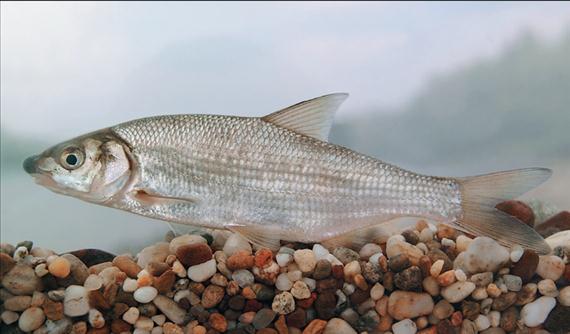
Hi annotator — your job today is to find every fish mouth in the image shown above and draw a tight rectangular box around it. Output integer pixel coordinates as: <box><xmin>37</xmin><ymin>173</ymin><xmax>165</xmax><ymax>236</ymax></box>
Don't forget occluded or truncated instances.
<box><xmin>23</xmin><ymin>155</ymin><xmax>40</xmax><ymax>174</ymax></box>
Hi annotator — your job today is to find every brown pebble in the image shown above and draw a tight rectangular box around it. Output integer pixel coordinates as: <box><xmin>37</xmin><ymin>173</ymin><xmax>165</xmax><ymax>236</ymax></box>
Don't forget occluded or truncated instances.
<box><xmin>202</xmin><ymin>284</ymin><xmax>225</xmax><ymax>308</ymax></box>
<box><xmin>147</xmin><ymin>261</ymin><xmax>170</xmax><ymax>276</ymax></box>
<box><xmin>500</xmin><ymin>306</ymin><xmax>518</xmax><ymax>332</ymax></box>
<box><xmin>383</xmin><ymin>271</ymin><xmax>394</xmax><ymax>291</ymax></box>
<box><xmin>89</xmin><ymin>289</ymin><xmax>111</xmax><ymax>310</ymax></box>
<box><xmin>315</xmin><ymin>292</ymin><xmax>336</xmax><ymax>320</ymax></box>
<box><xmin>492</xmin><ymin>291</ymin><xmax>517</xmax><ymax>311</ymax></box>
<box><xmin>436</xmin><ymin>224</ymin><xmax>458</xmax><ymax>240</ymax></box>
<box><xmin>511</xmin><ymin>250</ymin><xmax>539</xmax><ymax>283</ymax></box>
<box><xmin>176</xmin><ymin>243</ymin><xmax>212</xmax><ymax>267</ymax></box>
<box><xmin>402</xmin><ymin>229</ymin><xmax>420</xmax><ymax>245</ymax></box>
<box><xmin>331</xmin><ymin>265</ymin><xmax>344</xmax><ymax>279</ymax></box>
<box><xmin>535</xmin><ymin>211</ymin><xmax>570</xmax><ymax>237</ymax></box>
<box><xmin>209</xmin><ymin>313</ymin><xmax>228</xmax><ymax>332</ymax></box>
<box><xmin>258</xmin><ymin>329</ymin><xmax>278</xmax><ymax>334</ymax></box>
<box><xmin>462</xmin><ymin>300</ymin><xmax>481</xmax><ymax>321</ymax></box>
<box><xmin>88</xmin><ymin>327</ymin><xmax>110</xmax><ymax>334</ymax></box>
<box><xmin>450</xmin><ymin>311</ymin><xmax>463</xmax><ymax>327</ymax></box>
<box><xmin>163</xmin><ymin>322</ymin><xmax>184</xmax><ymax>334</ymax></box>
<box><xmin>153</xmin><ymin>269</ymin><xmax>176</xmax><ymax>293</ymax></box>
<box><xmin>72</xmin><ymin>321</ymin><xmax>88</xmax><ymax>334</ymax></box>
<box><xmin>496</xmin><ymin>200</ymin><xmax>535</xmax><ymax>227</ymax></box>
<box><xmin>388</xmin><ymin>254</ymin><xmax>411</xmax><ymax>272</ymax></box>
<box><xmin>418</xmin><ymin>256</ymin><xmax>432</xmax><ymax>278</ymax></box>
<box><xmin>302</xmin><ymin>319</ymin><xmax>327</xmax><ymax>334</ymax></box>
<box><xmin>42</xmin><ymin>298</ymin><xmax>64</xmax><ymax>320</ymax></box>
<box><xmin>436</xmin><ymin>319</ymin><xmax>455</xmax><ymax>334</ymax></box>
<box><xmin>227</xmin><ymin>250</ymin><xmax>255</xmax><ymax>270</ymax></box>
<box><xmin>275</xmin><ymin>314</ymin><xmax>288</xmax><ymax>334</ymax></box>
<box><xmin>316</xmin><ymin>278</ymin><xmax>338</xmax><ymax>293</ymax></box>
<box><xmin>112</xmin><ymin>255</ymin><xmax>141</xmax><ymax>278</ymax></box>
<box><xmin>437</xmin><ymin>270</ymin><xmax>456</xmax><ymax>287</ymax></box>
<box><xmin>110</xmin><ymin>319</ymin><xmax>131</xmax><ymax>334</ymax></box>
<box><xmin>88</xmin><ymin>262</ymin><xmax>113</xmax><ymax>275</ymax></box>
<box><xmin>394</xmin><ymin>266</ymin><xmax>422</xmax><ymax>291</ymax></box>
<box><xmin>113</xmin><ymin>303</ymin><xmax>129</xmax><ymax>317</ymax></box>
<box><xmin>353</xmin><ymin>274</ymin><xmax>368</xmax><ymax>290</ymax></box>
<box><xmin>0</xmin><ymin>252</ymin><xmax>16</xmax><ymax>279</ymax></box>
<box><xmin>418</xmin><ymin>326</ymin><xmax>437</xmax><ymax>334</ymax></box>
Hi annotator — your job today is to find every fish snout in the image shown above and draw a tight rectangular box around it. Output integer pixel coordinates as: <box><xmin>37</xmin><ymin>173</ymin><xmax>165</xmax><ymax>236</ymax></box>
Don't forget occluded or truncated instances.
<box><xmin>23</xmin><ymin>155</ymin><xmax>39</xmax><ymax>174</ymax></box>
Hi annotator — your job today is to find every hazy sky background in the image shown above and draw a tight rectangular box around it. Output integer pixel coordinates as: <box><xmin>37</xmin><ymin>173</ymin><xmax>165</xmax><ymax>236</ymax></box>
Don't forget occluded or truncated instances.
<box><xmin>2</xmin><ymin>2</ymin><xmax>570</xmax><ymax>140</ymax></box>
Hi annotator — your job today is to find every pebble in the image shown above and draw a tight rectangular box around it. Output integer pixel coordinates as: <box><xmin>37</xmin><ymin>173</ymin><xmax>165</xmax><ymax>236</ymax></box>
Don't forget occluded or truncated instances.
<box><xmin>394</xmin><ymin>266</ymin><xmax>422</xmax><ymax>290</ymax></box>
<box><xmin>2</xmin><ymin>264</ymin><xmax>41</xmax><ymax>295</ymax></box>
<box><xmin>275</xmin><ymin>253</ymin><xmax>292</xmax><ymax>267</ymax></box>
<box><xmin>123</xmin><ymin>306</ymin><xmax>140</xmax><ymax>324</ymax></box>
<box><xmin>63</xmin><ymin>285</ymin><xmax>89</xmax><ymax>317</ymax></box>
<box><xmin>359</xmin><ymin>243</ymin><xmax>383</xmax><ymax>260</ymax></box>
<box><xmin>441</xmin><ymin>281</ymin><xmax>476</xmax><ymax>303</ymax></box>
<box><xmin>422</xmin><ymin>276</ymin><xmax>440</xmax><ymax>296</ymax></box>
<box><xmin>134</xmin><ymin>286</ymin><xmax>158</xmax><ymax>303</ymax></box>
<box><xmin>176</xmin><ymin>243</ymin><xmax>213</xmax><ymax>267</ymax></box>
<box><xmin>332</xmin><ymin>247</ymin><xmax>360</xmax><ymax>265</ymax></box>
<box><xmin>313</xmin><ymin>259</ymin><xmax>332</xmax><ymax>280</ymax></box>
<box><xmin>4</xmin><ymin>295</ymin><xmax>32</xmax><ymax>311</ymax></box>
<box><xmin>137</xmin><ymin>242</ymin><xmax>170</xmax><ymax>268</ymax></box>
<box><xmin>293</xmin><ymin>249</ymin><xmax>317</xmax><ymax>273</ymax></box>
<box><xmin>83</xmin><ymin>274</ymin><xmax>103</xmax><ymax>291</ymax></box>
<box><xmin>291</xmin><ymin>280</ymin><xmax>311</xmax><ymax>299</ymax></box>
<box><xmin>275</xmin><ymin>273</ymin><xmax>293</xmax><ymax>291</ymax></box>
<box><xmin>474</xmin><ymin>314</ymin><xmax>490</xmax><ymax>331</ymax></box>
<box><xmin>168</xmin><ymin>234</ymin><xmax>207</xmax><ymax>254</ymax></box>
<box><xmin>324</xmin><ymin>317</ymin><xmax>357</xmax><ymax>334</ymax></box>
<box><xmin>152</xmin><ymin>295</ymin><xmax>186</xmax><ymax>324</ymax></box>
<box><xmin>510</xmin><ymin>250</ymin><xmax>539</xmax><ymax>282</ymax></box>
<box><xmin>89</xmin><ymin>308</ymin><xmax>105</xmax><ymax>328</ymax></box>
<box><xmin>456</xmin><ymin>235</ymin><xmax>473</xmax><ymax>252</ymax></box>
<box><xmin>272</xmin><ymin>291</ymin><xmax>295</xmax><ymax>315</ymax></box>
<box><xmin>536</xmin><ymin>255</ymin><xmax>565</xmax><ymax>280</ymax></box>
<box><xmin>433</xmin><ymin>299</ymin><xmax>454</xmax><ymax>320</ymax></box>
<box><xmin>537</xmin><ymin>279</ymin><xmax>559</xmax><ymax>297</ymax></box>
<box><xmin>392</xmin><ymin>318</ymin><xmax>417</xmax><ymax>334</ymax></box>
<box><xmin>453</xmin><ymin>237</ymin><xmax>509</xmax><ymax>274</ymax></box>
<box><xmin>232</xmin><ymin>269</ymin><xmax>255</xmax><ymax>288</ymax></box>
<box><xmin>18</xmin><ymin>306</ymin><xmax>45</xmax><ymax>332</ymax></box>
<box><xmin>1</xmin><ymin>310</ymin><xmax>19</xmax><ymax>325</ymax></box>
<box><xmin>201</xmin><ymin>284</ymin><xmax>225</xmax><ymax>308</ymax></box>
<box><xmin>559</xmin><ymin>286</ymin><xmax>570</xmax><ymax>306</ymax></box>
<box><xmin>386</xmin><ymin>236</ymin><xmax>424</xmax><ymax>264</ymax></box>
<box><xmin>48</xmin><ymin>257</ymin><xmax>71</xmax><ymax>278</ymax></box>
<box><xmin>389</xmin><ymin>254</ymin><xmax>411</xmax><ymax>272</ymax></box>
<box><xmin>223</xmin><ymin>233</ymin><xmax>252</xmax><ymax>256</ymax></box>
<box><xmin>520</xmin><ymin>296</ymin><xmax>556</xmax><ymax>327</ymax></box>
<box><xmin>502</xmin><ymin>274</ymin><xmax>522</xmax><ymax>292</ymax></box>
<box><xmin>510</xmin><ymin>246</ymin><xmax>524</xmax><ymax>263</ymax></box>
<box><xmin>388</xmin><ymin>291</ymin><xmax>434</xmax><ymax>320</ymax></box>
<box><xmin>253</xmin><ymin>308</ymin><xmax>276</xmax><ymax>329</ymax></box>
<box><xmin>113</xmin><ymin>254</ymin><xmax>142</xmax><ymax>278</ymax></box>
<box><xmin>187</xmin><ymin>258</ymin><xmax>217</xmax><ymax>282</ymax></box>
<box><xmin>370</xmin><ymin>283</ymin><xmax>385</xmax><ymax>300</ymax></box>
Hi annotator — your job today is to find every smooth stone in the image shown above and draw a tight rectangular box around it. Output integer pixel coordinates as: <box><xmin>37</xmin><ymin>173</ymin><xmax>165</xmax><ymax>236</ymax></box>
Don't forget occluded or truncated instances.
<box><xmin>137</xmin><ymin>242</ymin><xmax>170</xmax><ymax>268</ymax></box>
<box><xmin>18</xmin><ymin>307</ymin><xmax>45</xmax><ymax>332</ymax></box>
<box><xmin>2</xmin><ymin>264</ymin><xmax>42</xmax><ymax>295</ymax></box>
<box><xmin>332</xmin><ymin>247</ymin><xmax>360</xmax><ymax>265</ymax></box>
<box><xmin>275</xmin><ymin>253</ymin><xmax>292</xmax><ymax>267</ymax></box>
<box><xmin>60</xmin><ymin>254</ymin><xmax>89</xmax><ymax>284</ymax></box>
<box><xmin>252</xmin><ymin>308</ymin><xmax>276</xmax><ymax>329</ymax></box>
<box><xmin>312</xmin><ymin>244</ymin><xmax>330</xmax><ymax>261</ymax></box>
<box><xmin>359</xmin><ymin>244</ymin><xmax>383</xmax><ymax>260</ymax></box>
<box><xmin>474</xmin><ymin>315</ymin><xmax>490</xmax><ymax>331</ymax></box>
<box><xmin>441</xmin><ymin>281</ymin><xmax>476</xmax><ymax>303</ymax></box>
<box><xmin>290</xmin><ymin>281</ymin><xmax>311</xmax><ymax>299</ymax></box>
<box><xmin>370</xmin><ymin>283</ymin><xmax>385</xmax><ymax>301</ymax></box>
<box><xmin>201</xmin><ymin>284</ymin><xmax>225</xmax><ymax>308</ymax></box>
<box><xmin>63</xmin><ymin>285</ymin><xmax>89</xmax><ymax>317</ymax></box>
<box><xmin>538</xmin><ymin>279</ymin><xmax>559</xmax><ymax>297</ymax></box>
<box><xmin>223</xmin><ymin>233</ymin><xmax>252</xmax><ymax>256</ymax></box>
<box><xmin>453</xmin><ymin>237</ymin><xmax>509</xmax><ymax>274</ymax></box>
<box><xmin>4</xmin><ymin>295</ymin><xmax>32</xmax><ymax>311</ymax></box>
<box><xmin>503</xmin><ymin>275</ymin><xmax>522</xmax><ymax>292</ymax></box>
<box><xmin>388</xmin><ymin>291</ymin><xmax>434</xmax><ymax>320</ymax></box>
<box><xmin>232</xmin><ymin>269</ymin><xmax>255</xmax><ymax>288</ymax></box>
<box><xmin>324</xmin><ymin>317</ymin><xmax>357</xmax><ymax>334</ymax></box>
<box><xmin>559</xmin><ymin>286</ymin><xmax>570</xmax><ymax>306</ymax></box>
<box><xmin>520</xmin><ymin>296</ymin><xmax>556</xmax><ymax>327</ymax></box>
<box><xmin>510</xmin><ymin>250</ymin><xmax>539</xmax><ymax>282</ymax></box>
<box><xmin>168</xmin><ymin>234</ymin><xmax>207</xmax><ymax>254</ymax></box>
<box><xmin>386</xmin><ymin>236</ymin><xmax>423</xmax><ymax>264</ymax></box>
<box><xmin>433</xmin><ymin>300</ymin><xmax>454</xmax><ymax>320</ymax></box>
<box><xmin>89</xmin><ymin>308</ymin><xmax>105</xmax><ymax>328</ymax></box>
<box><xmin>152</xmin><ymin>295</ymin><xmax>186</xmax><ymax>324</ymax></box>
<box><xmin>536</xmin><ymin>255</ymin><xmax>564</xmax><ymax>281</ymax></box>
<box><xmin>275</xmin><ymin>273</ymin><xmax>293</xmax><ymax>291</ymax></box>
<box><xmin>544</xmin><ymin>304</ymin><xmax>570</xmax><ymax>333</ymax></box>
<box><xmin>122</xmin><ymin>306</ymin><xmax>139</xmax><ymax>324</ymax></box>
<box><xmin>134</xmin><ymin>286</ymin><xmax>158</xmax><ymax>304</ymax></box>
<box><xmin>392</xmin><ymin>318</ymin><xmax>417</xmax><ymax>334</ymax></box>
<box><xmin>293</xmin><ymin>249</ymin><xmax>317</xmax><ymax>273</ymax></box>
<box><xmin>187</xmin><ymin>259</ymin><xmax>217</xmax><ymax>283</ymax></box>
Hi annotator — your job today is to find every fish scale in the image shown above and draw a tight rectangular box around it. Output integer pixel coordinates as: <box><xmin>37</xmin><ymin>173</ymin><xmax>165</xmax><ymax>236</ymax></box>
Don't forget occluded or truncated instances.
<box><xmin>111</xmin><ymin>113</ymin><xmax>462</xmax><ymax>241</ymax></box>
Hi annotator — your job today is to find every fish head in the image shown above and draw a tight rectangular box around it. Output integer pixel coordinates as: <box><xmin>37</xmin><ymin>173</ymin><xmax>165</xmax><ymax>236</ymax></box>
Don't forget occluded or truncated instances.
<box><xmin>23</xmin><ymin>129</ymin><xmax>132</xmax><ymax>204</ymax></box>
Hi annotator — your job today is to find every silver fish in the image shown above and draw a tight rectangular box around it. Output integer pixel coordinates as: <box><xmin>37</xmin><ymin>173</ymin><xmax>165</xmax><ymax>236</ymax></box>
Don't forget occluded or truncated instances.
<box><xmin>23</xmin><ymin>94</ymin><xmax>551</xmax><ymax>253</ymax></box>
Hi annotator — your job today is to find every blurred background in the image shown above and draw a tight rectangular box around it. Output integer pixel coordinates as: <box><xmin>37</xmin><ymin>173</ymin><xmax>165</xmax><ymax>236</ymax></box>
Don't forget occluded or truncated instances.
<box><xmin>2</xmin><ymin>2</ymin><xmax>569</xmax><ymax>254</ymax></box>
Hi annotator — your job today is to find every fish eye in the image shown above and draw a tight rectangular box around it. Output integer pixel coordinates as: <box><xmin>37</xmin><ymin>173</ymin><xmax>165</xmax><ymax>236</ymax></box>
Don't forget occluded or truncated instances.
<box><xmin>60</xmin><ymin>147</ymin><xmax>85</xmax><ymax>170</ymax></box>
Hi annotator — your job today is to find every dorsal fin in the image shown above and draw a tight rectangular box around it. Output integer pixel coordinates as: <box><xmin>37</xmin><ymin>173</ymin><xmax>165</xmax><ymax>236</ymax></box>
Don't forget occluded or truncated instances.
<box><xmin>262</xmin><ymin>93</ymin><xmax>348</xmax><ymax>141</ymax></box>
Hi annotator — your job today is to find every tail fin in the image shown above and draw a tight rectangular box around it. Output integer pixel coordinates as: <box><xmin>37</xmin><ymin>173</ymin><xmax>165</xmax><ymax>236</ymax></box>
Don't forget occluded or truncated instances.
<box><xmin>455</xmin><ymin>168</ymin><xmax>552</xmax><ymax>254</ymax></box>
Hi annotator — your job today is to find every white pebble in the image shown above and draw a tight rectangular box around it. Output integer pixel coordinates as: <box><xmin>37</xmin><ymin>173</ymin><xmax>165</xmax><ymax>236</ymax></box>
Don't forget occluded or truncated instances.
<box><xmin>64</xmin><ymin>285</ymin><xmax>89</xmax><ymax>317</ymax></box>
<box><xmin>287</xmin><ymin>270</ymin><xmax>302</xmax><ymax>282</ymax></box>
<box><xmin>359</xmin><ymin>243</ymin><xmax>383</xmax><ymax>260</ymax></box>
<box><xmin>18</xmin><ymin>307</ymin><xmax>45</xmax><ymax>332</ymax></box>
<box><xmin>151</xmin><ymin>327</ymin><xmax>163</xmax><ymax>334</ymax></box>
<box><xmin>152</xmin><ymin>314</ymin><xmax>166</xmax><ymax>325</ymax></box>
<box><xmin>134</xmin><ymin>286</ymin><xmax>158</xmax><ymax>303</ymax></box>
<box><xmin>456</xmin><ymin>235</ymin><xmax>473</xmax><ymax>252</ymax></box>
<box><xmin>420</xmin><ymin>228</ymin><xmax>434</xmax><ymax>242</ymax></box>
<box><xmin>488</xmin><ymin>311</ymin><xmax>501</xmax><ymax>327</ymax></box>
<box><xmin>392</xmin><ymin>318</ymin><xmax>417</xmax><ymax>334</ymax></box>
<box><xmin>187</xmin><ymin>259</ymin><xmax>217</xmax><ymax>282</ymax></box>
<box><xmin>430</xmin><ymin>260</ymin><xmax>444</xmax><ymax>277</ymax></box>
<box><xmin>13</xmin><ymin>246</ymin><xmax>28</xmax><ymax>261</ymax></box>
<box><xmin>510</xmin><ymin>245</ymin><xmax>524</xmax><ymax>263</ymax></box>
<box><xmin>135</xmin><ymin>317</ymin><xmax>154</xmax><ymax>331</ymax></box>
<box><xmin>223</xmin><ymin>233</ymin><xmax>252</xmax><ymax>256</ymax></box>
<box><xmin>276</xmin><ymin>273</ymin><xmax>293</xmax><ymax>291</ymax></box>
<box><xmin>84</xmin><ymin>274</ymin><xmax>103</xmax><ymax>291</ymax></box>
<box><xmin>123</xmin><ymin>278</ymin><xmax>139</xmax><ymax>292</ymax></box>
<box><xmin>536</xmin><ymin>255</ymin><xmax>565</xmax><ymax>281</ymax></box>
<box><xmin>133</xmin><ymin>329</ymin><xmax>151</xmax><ymax>334</ymax></box>
<box><xmin>1</xmin><ymin>310</ymin><xmax>19</xmax><ymax>325</ymax></box>
<box><xmin>558</xmin><ymin>286</ymin><xmax>570</xmax><ymax>306</ymax></box>
<box><xmin>303</xmin><ymin>277</ymin><xmax>316</xmax><ymax>291</ymax></box>
<box><xmin>521</xmin><ymin>296</ymin><xmax>556</xmax><ymax>327</ymax></box>
<box><xmin>441</xmin><ymin>238</ymin><xmax>455</xmax><ymax>248</ymax></box>
<box><xmin>474</xmin><ymin>315</ymin><xmax>490</xmax><ymax>331</ymax></box>
<box><xmin>89</xmin><ymin>309</ymin><xmax>105</xmax><ymax>328</ymax></box>
<box><xmin>312</xmin><ymin>244</ymin><xmax>330</xmax><ymax>261</ymax></box>
<box><xmin>276</xmin><ymin>253</ymin><xmax>292</xmax><ymax>267</ymax></box>
<box><xmin>122</xmin><ymin>306</ymin><xmax>140</xmax><ymax>324</ymax></box>
<box><xmin>454</xmin><ymin>269</ymin><xmax>467</xmax><ymax>282</ymax></box>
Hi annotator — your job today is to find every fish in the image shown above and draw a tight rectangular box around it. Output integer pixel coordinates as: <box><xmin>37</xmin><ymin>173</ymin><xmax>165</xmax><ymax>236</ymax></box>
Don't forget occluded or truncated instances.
<box><xmin>23</xmin><ymin>93</ymin><xmax>552</xmax><ymax>254</ymax></box>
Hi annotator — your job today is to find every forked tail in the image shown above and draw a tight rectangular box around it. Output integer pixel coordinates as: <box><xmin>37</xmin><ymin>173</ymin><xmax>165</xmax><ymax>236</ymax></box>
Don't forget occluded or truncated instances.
<box><xmin>456</xmin><ymin>168</ymin><xmax>552</xmax><ymax>254</ymax></box>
